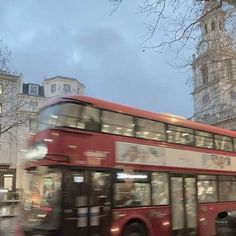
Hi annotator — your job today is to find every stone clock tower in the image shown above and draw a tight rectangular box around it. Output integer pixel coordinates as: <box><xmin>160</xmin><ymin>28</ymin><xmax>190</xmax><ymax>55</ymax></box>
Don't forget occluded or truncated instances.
<box><xmin>192</xmin><ymin>0</ymin><xmax>236</xmax><ymax>129</ymax></box>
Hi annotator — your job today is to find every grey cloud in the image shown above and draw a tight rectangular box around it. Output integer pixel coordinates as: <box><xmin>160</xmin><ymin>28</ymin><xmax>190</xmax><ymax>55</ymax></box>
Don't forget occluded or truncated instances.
<box><xmin>3</xmin><ymin>0</ymin><xmax>192</xmax><ymax>117</ymax></box>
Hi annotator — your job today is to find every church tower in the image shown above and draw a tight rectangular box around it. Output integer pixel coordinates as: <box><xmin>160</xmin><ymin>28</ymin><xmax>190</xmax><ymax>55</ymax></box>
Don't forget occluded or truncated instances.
<box><xmin>192</xmin><ymin>0</ymin><xmax>236</xmax><ymax>129</ymax></box>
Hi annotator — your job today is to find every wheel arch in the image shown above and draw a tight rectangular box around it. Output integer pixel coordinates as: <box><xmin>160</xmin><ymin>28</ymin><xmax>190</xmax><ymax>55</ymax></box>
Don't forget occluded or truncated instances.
<box><xmin>121</xmin><ymin>218</ymin><xmax>151</xmax><ymax>236</ymax></box>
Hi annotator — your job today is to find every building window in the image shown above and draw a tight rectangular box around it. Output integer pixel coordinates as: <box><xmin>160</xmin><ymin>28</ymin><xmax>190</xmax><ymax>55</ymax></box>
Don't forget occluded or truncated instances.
<box><xmin>64</xmin><ymin>84</ymin><xmax>71</xmax><ymax>94</ymax></box>
<box><xmin>4</xmin><ymin>174</ymin><xmax>13</xmax><ymax>190</ymax></box>
<box><xmin>29</xmin><ymin>84</ymin><xmax>39</xmax><ymax>96</ymax></box>
<box><xmin>202</xmin><ymin>94</ymin><xmax>210</xmax><ymax>105</ymax></box>
<box><xmin>30</xmin><ymin>100</ymin><xmax>38</xmax><ymax>108</ymax></box>
<box><xmin>211</xmin><ymin>21</ymin><xmax>215</xmax><ymax>31</ymax></box>
<box><xmin>201</xmin><ymin>64</ymin><xmax>208</xmax><ymax>84</ymax></box>
<box><xmin>51</xmin><ymin>84</ymin><xmax>56</xmax><ymax>93</ymax></box>
<box><xmin>0</xmin><ymin>84</ymin><xmax>3</xmax><ymax>94</ymax></box>
<box><xmin>219</xmin><ymin>22</ymin><xmax>223</xmax><ymax>30</ymax></box>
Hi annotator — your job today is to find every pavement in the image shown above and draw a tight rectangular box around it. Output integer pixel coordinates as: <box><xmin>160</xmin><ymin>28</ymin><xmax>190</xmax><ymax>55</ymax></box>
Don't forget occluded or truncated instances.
<box><xmin>0</xmin><ymin>216</ymin><xmax>16</xmax><ymax>236</ymax></box>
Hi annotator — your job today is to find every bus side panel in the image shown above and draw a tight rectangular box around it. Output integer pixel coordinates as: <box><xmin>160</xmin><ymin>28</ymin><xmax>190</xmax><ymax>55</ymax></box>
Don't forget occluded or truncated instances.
<box><xmin>111</xmin><ymin>207</ymin><xmax>170</xmax><ymax>236</ymax></box>
<box><xmin>199</xmin><ymin>202</ymin><xmax>236</xmax><ymax>235</ymax></box>
<box><xmin>148</xmin><ymin>207</ymin><xmax>171</xmax><ymax>236</ymax></box>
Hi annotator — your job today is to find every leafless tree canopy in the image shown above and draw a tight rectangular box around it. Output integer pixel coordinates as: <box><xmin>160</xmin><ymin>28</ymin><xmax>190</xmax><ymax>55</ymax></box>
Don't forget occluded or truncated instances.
<box><xmin>0</xmin><ymin>77</ymin><xmax>36</xmax><ymax>141</ymax></box>
<box><xmin>0</xmin><ymin>41</ymin><xmax>35</xmax><ymax>139</ymax></box>
<box><xmin>110</xmin><ymin>0</ymin><xmax>236</xmax><ymax>55</ymax></box>
<box><xmin>0</xmin><ymin>40</ymin><xmax>11</xmax><ymax>73</ymax></box>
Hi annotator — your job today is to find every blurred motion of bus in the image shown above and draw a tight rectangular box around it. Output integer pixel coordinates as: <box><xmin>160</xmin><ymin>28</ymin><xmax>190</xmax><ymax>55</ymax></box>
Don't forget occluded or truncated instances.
<box><xmin>18</xmin><ymin>95</ymin><xmax>236</xmax><ymax>236</ymax></box>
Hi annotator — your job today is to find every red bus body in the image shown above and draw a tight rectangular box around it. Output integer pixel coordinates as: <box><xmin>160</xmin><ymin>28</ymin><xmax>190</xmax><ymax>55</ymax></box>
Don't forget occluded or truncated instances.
<box><xmin>20</xmin><ymin>96</ymin><xmax>236</xmax><ymax>236</ymax></box>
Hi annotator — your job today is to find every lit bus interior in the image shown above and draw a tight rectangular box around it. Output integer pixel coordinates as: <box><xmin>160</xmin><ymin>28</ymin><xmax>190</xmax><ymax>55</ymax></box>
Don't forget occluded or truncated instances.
<box><xmin>33</xmin><ymin>101</ymin><xmax>235</xmax><ymax>152</ymax></box>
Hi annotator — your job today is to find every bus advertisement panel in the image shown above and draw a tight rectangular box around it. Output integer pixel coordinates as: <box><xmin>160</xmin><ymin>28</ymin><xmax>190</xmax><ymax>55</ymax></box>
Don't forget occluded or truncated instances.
<box><xmin>116</xmin><ymin>142</ymin><xmax>233</xmax><ymax>171</ymax></box>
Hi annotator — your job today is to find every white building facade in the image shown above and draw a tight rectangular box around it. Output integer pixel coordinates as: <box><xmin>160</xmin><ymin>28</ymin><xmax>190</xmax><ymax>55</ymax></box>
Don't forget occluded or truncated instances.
<box><xmin>43</xmin><ymin>76</ymin><xmax>85</xmax><ymax>98</ymax></box>
<box><xmin>0</xmin><ymin>72</ymin><xmax>22</xmax><ymax>191</ymax></box>
<box><xmin>0</xmin><ymin>74</ymin><xmax>85</xmax><ymax>191</ymax></box>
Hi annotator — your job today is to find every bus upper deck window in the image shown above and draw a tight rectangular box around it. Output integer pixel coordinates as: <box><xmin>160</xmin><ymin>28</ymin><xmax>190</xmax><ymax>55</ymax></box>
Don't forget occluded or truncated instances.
<box><xmin>101</xmin><ymin>111</ymin><xmax>134</xmax><ymax>137</ymax></box>
<box><xmin>84</xmin><ymin>116</ymin><xmax>100</xmax><ymax>131</ymax></box>
<box><xmin>135</xmin><ymin>118</ymin><xmax>166</xmax><ymax>141</ymax></box>
<box><xmin>167</xmin><ymin>125</ymin><xmax>194</xmax><ymax>146</ymax></box>
<box><xmin>195</xmin><ymin>131</ymin><xmax>213</xmax><ymax>149</ymax></box>
<box><xmin>233</xmin><ymin>138</ymin><xmax>236</xmax><ymax>152</ymax></box>
<box><xmin>214</xmin><ymin>135</ymin><xmax>233</xmax><ymax>152</ymax></box>
<box><xmin>81</xmin><ymin>106</ymin><xmax>100</xmax><ymax>131</ymax></box>
<box><xmin>52</xmin><ymin>103</ymin><xmax>101</xmax><ymax>131</ymax></box>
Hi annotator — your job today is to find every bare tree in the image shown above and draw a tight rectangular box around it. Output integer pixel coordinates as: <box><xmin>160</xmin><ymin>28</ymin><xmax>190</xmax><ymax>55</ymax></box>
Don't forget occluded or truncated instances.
<box><xmin>110</xmin><ymin>0</ymin><xmax>235</xmax><ymax>54</ymax></box>
<box><xmin>0</xmin><ymin>75</ymin><xmax>35</xmax><ymax>140</ymax></box>
<box><xmin>0</xmin><ymin>39</ymin><xmax>38</xmax><ymax>139</ymax></box>
<box><xmin>0</xmin><ymin>40</ymin><xmax>11</xmax><ymax>73</ymax></box>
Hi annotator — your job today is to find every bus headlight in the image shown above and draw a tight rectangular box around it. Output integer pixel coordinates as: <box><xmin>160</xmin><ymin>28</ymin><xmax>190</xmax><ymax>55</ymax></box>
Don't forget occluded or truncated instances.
<box><xmin>25</xmin><ymin>143</ymin><xmax>48</xmax><ymax>160</ymax></box>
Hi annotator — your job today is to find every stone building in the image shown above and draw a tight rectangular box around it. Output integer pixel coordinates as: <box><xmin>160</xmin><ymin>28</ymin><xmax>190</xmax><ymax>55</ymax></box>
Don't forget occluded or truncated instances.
<box><xmin>192</xmin><ymin>1</ymin><xmax>236</xmax><ymax>129</ymax></box>
<box><xmin>0</xmin><ymin>73</ymin><xmax>85</xmax><ymax>190</ymax></box>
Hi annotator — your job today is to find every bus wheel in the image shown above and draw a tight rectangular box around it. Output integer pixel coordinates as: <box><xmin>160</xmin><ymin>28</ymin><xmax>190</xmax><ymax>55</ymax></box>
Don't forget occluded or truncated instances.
<box><xmin>123</xmin><ymin>222</ymin><xmax>147</xmax><ymax>236</ymax></box>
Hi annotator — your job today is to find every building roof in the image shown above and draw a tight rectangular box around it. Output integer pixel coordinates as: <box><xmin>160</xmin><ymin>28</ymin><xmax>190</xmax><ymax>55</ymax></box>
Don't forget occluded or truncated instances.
<box><xmin>0</xmin><ymin>71</ymin><xmax>20</xmax><ymax>79</ymax></box>
<box><xmin>44</xmin><ymin>75</ymin><xmax>85</xmax><ymax>87</ymax></box>
<box><xmin>44</xmin><ymin>76</ymin><xmax>78</xmax><ymax>82</ymax></box>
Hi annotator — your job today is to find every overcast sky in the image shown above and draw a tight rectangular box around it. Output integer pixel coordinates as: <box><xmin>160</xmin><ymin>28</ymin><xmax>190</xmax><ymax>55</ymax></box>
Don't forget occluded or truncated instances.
<box><xmin>1</xmin><ymin>0</ymin><xmax>193</xmax><ymax>117</ymax></box>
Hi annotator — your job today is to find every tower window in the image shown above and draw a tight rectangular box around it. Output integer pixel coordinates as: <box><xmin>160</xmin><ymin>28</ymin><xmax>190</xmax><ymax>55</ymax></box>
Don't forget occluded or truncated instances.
<box><xmin>201</xmin><ymin>64</ymin><xmax>208</xmax><ymax>84</ymax></box>
<box><xmin>202</xmin><ymin>94</ymin><xmax>210</xmax><ymax>104</ymax></box>
<box><xmin>204</xmin><ymin>24</ymin><xmax>208</xmax><ymax>34</ymax></box>
<box><xmin>226</xmin><ymin>59</ymin><xmax>233</xmax><ymax>80</ymax></box>
<box><xmin>230</xmin><ymin>91</ymin><xmax>236</xmax><ymax>100</ymax></box>
<box><xmin>211</xmin><ymin>21</ymin><xmax>215</xmax><ymax>31</ymax></box>
<box><xmin>219</xmin><ymin>22</ymin><xmax>222</xmax><ymax>30</ymax></box>
<box><xmin>203</xmin><ymin>113</ymin><xmax>210</xmax><ymax>120</ymax></box>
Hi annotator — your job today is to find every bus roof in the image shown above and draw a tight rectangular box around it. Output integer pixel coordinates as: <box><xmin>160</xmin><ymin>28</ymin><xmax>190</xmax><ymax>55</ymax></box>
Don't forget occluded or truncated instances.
<box><xmin>42</xmin><ymin>95</ymin><xmax>236</xmax><ymax>137</ymax></box>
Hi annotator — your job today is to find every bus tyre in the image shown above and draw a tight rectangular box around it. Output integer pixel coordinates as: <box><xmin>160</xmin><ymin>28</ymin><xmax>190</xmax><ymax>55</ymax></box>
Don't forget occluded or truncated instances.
<box><xmin>123</xmin><ymin>222</ymin><xmax>147</xmax><ymax>236</ymax></box>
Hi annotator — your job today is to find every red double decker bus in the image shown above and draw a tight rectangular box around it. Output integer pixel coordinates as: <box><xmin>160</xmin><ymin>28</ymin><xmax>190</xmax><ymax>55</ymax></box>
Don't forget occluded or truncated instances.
<box><xmin>19</xmin><ymin>96</ymin><xmax>236</xmax><ymax>236</ymax></box>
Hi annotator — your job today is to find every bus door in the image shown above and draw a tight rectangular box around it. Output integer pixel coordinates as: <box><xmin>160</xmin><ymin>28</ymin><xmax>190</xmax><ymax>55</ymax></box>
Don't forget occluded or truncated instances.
<box><xmin>62</xmin><ymin>170</ymin><xmax>112</xmax><ymax>236</ymax></box>
<box><xmin>170</xmin><ymin>175</ymin><xmax>198</xmax><ymax>236</ymax></box>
